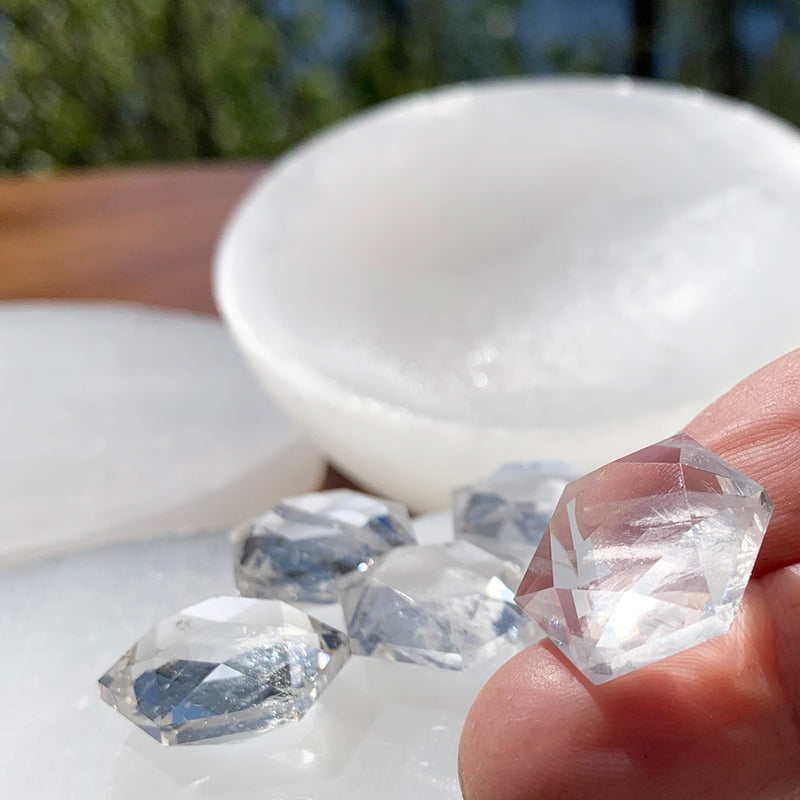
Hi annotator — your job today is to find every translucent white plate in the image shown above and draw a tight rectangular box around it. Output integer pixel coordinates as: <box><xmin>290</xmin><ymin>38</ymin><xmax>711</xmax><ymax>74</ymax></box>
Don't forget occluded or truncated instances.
<box><xmin>0</xmin><ymin>512</ymin><xmax>520</xmax><ymax>799</ymax></box>
<box><xmin>216</xmin><ymin>77</ymin><xmax>800</xmax><ymax>511</ymax></box>
<box><xmin>0</xmin><ymin>302</ymin><xmax>324</xmax><ymax>564</ymax></box>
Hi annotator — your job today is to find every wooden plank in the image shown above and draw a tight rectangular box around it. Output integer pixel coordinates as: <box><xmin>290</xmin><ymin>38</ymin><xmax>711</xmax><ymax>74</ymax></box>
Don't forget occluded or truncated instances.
<box><xmin>0</xmin><ymin>164</ymin><xmax>265</xmax><ymax>314</ymax></box>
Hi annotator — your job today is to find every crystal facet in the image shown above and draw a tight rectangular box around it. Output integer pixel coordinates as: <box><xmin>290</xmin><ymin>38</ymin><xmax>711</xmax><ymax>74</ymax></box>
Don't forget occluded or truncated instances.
<box><xmin>235</xmin><ymin>489</ymin><xmax>416</xmax><ymax>603</ymax></box>
<box><xmin>98</xmin><ymin>596</ymin><xmax>351</xmax><ymax>745</ymax></box>
<box><xmin>515</xmin><ymin>434</ymin><xmax>773</xmax><ymax>684</ymax></box>
<box><xmin>453</xmin><ymin>461</ymin><xmax>578</xmax><ymax>570</ymax></box>
<box><xmin>341</xmin><ymin>541</ymin><xmax>538</xmax><ymax>670</ymax></box>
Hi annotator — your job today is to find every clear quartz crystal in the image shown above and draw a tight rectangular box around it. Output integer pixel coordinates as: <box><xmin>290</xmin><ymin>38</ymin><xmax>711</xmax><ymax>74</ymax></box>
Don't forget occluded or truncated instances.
<box><xmin>515</xmin><ymin>434</ymin><xmax>773</xmax><ymax>684</ymax></box>
<box><xmin>453</xmin><ymin>461</ymin><xmax>578</xmax><ymax>571</ymax></box>
<box><xmin>98</xmin><ymin>596</ymin><xmax>351</xmax><ymax>745</ymax></box>
<box><xmin>340</xmin><ymin>540</ymin><xmax>538</xmax><ymax>670</ymax></box>
<box><xmin>235</xmin><ymin>490</ymin><xmax>416</xmax><ymax>603</ymax></box>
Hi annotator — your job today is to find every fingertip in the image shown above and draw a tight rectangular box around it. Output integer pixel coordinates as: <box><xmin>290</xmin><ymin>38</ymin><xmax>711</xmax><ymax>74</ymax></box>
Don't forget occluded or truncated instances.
<box><xmin>684</xmin><ymin>348</ymin><xmax>800</xmax><ymax>576</ymax></box>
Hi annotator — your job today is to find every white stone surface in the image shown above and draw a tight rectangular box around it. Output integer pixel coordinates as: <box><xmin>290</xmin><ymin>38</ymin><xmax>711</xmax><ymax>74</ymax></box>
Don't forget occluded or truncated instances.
<box><xmin>0</xmin><ymin>302</ymin><xmax>324</xmax><ymax>564</ymax></box>
<box><xmin>216</xmin><ymin>77</ymin><xmax>800</xmax><ymax>510</ymax></box>
<box><xmin>0</xmin><ymin>511</ymin><xmax>519</xmax><ymax>800</ymax></box>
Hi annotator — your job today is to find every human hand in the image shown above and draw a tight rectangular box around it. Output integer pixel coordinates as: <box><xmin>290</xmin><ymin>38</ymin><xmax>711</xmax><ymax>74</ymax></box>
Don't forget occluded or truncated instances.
<box><xmin>459</xmin><ymin>350</ymin><xmax>800</xmax><ymax>800</ymax></box>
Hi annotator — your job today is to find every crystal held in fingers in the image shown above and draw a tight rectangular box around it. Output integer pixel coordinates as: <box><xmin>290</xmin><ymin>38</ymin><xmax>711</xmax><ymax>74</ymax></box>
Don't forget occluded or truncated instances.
<box><xmin>514</xmin><ymin>434</ymin><xmax>773</xmax><ymax>684</ymax></box>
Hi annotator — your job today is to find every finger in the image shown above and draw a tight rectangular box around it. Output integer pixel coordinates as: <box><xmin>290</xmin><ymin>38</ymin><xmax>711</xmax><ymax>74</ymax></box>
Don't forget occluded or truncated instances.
<box><xmin>460</xmin><ymin>572</ymin><xmax>800</xmax><ymax>800</ymax></box>
<box><xmin>459</xmin><ymin>348</ymin><xmax>800</xmax><ymax>800</ymax></box>
<box><xmin>685</xmin><ymin>348</ymin><xmax>800</xmax><ymax>576</ymax></box>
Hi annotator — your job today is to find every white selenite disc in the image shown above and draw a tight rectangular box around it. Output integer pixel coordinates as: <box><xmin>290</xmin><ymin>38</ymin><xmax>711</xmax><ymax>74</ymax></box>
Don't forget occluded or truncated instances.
<box><xmin>0</xmin><ymin>512</ymin><xmax>497</xmax><ymax>800</ymax></box>
<box><xmin>0</xmin><ymin>302</ymin><xmax>324</xmax><ymax>564</ymax></box>
<box><xmin>216</xmin><ymin>77</ymin><xmax>800</xmax><ymax>511</ymax></box>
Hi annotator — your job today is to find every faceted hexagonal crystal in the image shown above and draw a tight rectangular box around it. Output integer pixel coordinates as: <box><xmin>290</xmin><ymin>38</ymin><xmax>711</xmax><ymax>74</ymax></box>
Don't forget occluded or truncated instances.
<box><xmin>341</xmin><ymin>541</ymin><xmax>538</xmax><ymax>670</ymax></box>
<box><xmin>515</xmin><ymin>434</ymin><xmax>773</xmax><ymax>684</ymax></box>
<box><xmin>98</xmin><ymin>596</ymin><xmax>350</xmax><ymax>745</ymax></box>
<box><xmin>235</xmin><ymin>490</ymin><xmax>416</xmax><ymax>603</ymax></box>
<box><xmin>453</xmin><ymin>461</ymin><xmax>578</xmax><ymax>571</ymax></box>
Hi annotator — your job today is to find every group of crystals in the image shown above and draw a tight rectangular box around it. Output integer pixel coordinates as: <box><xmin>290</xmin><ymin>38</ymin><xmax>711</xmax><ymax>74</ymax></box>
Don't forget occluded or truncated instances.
<box><xmin>98</xmin><ymin>458</ymin><xmax>575</xmax><ymax>745</ymax></box>
<box><xmin>99</xmin><ymin>434</ymin><xmax>773</xmax><ymax>746</ymax></box>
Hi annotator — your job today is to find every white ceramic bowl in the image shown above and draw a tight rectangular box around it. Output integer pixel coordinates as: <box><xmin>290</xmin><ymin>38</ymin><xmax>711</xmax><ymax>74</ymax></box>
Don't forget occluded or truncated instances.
<box><xmin>215</xmin><ymin>77</ymin><xmax>800</xmax><ymax>511</ymax></box>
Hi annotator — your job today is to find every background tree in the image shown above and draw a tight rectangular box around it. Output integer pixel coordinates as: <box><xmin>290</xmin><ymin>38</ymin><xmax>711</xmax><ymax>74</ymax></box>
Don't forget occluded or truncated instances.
<box><xmin>2</xmin><ymin>0</ymin><xmax>800</xmax><ymax>173</ymax></box>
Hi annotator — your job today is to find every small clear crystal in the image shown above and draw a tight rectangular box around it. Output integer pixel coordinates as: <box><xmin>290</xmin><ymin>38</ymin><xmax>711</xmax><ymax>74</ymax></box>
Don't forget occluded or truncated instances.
<box><xmin>98</xmin><ymin>596</ymin><xmax>351</xmax><ymax>745</ymax></box>
<box><xmin>235</xmin><ymin>490</ymin><xmax>416</xmax><ymax>603</ymax></box>
<box><xmin>515</xmin><ymin>434</ymin><xmax>773</xmax><ymax>684</ymax></box>
<box><xmin>340</xmin><ymin>541</ymin><xmax>538</xmax><ymax>670</ymax></box>
<box><xmin>453</xmin><ymin>461</ymin><xmax>578</xmax><ymax>571</ymax></box>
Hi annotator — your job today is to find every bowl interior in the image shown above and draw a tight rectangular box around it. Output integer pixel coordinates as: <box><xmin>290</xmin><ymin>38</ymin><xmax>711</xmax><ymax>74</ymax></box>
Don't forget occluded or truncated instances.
<box><xmin>217</xmin><ymin>78</ymin><xmax>800</xmax><ymax>433</ymax></box>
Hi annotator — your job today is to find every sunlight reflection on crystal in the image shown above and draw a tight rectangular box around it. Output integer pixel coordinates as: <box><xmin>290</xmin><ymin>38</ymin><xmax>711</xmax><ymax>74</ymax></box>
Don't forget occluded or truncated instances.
<box><xmin>516</xmin><ymin>434</ymin><xmax>773</xmax><ymax>683</ymax></box>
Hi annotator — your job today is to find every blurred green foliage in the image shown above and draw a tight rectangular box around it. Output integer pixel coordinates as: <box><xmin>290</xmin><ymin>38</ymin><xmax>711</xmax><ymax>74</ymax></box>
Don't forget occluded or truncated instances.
<box><xmin>2</xmin><ymin>0</ymin><xmax>800</xmax><ymax>173</ymax></box>
<box><xmin>0</xmin><ymin>0</ymin><xmax>346</xmax><ymax>170</ymax></box>
<box><xmin>0</xmin><ymin>0</ymin><xmax>528</xmax><ymax>171</ymax></box>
